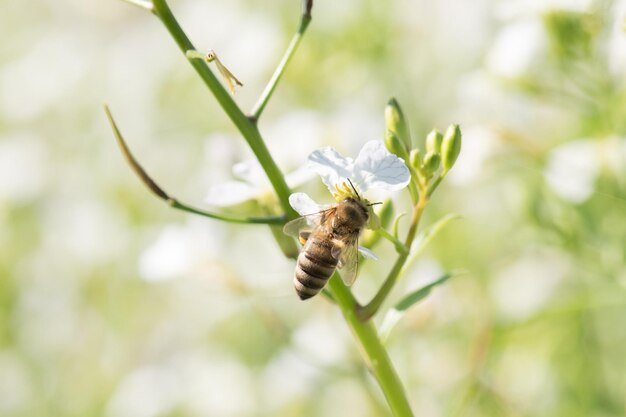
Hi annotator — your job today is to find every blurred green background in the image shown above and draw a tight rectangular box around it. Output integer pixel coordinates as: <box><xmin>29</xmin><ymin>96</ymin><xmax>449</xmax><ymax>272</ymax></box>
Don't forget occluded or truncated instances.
<box><xmin>1</xmin><ymin>0</ymin><xmax>625</xmax><ymax>416</ymax></box>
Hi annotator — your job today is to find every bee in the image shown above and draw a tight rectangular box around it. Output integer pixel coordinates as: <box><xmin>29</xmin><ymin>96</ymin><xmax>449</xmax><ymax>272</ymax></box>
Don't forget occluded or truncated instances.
<box><xmin>284</xmin><ymin>182</ymin><xmax>375</xmax><ymax>300</ymax></box>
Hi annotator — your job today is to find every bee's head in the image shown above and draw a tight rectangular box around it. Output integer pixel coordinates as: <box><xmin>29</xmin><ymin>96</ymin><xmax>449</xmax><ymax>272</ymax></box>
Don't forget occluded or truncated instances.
<box><xmin>339</xmin><ymin>197</ymin><xmax>369</xmax><ymax>222</ymax></box>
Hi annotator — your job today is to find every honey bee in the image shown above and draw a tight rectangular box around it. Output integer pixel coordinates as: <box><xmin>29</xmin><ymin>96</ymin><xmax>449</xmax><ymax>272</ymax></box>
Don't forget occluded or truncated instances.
<box><xmin>284</xmin><ymin>183</ymin><xmax>375</xmax><ymax>300</ymax></box>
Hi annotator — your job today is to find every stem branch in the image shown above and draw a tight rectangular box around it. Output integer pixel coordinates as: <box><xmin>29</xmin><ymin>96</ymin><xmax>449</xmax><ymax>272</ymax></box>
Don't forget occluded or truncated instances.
<box><xmin>105</xmin><ymin>105</ymin><xmax>285</xmax><ymax>225</ymax></box>
<box><xmin>358</xmin><ymin>194</ymin><xmax>428</xmax><ymax>320</ymax></box>
<box><xmin>151</xmin><ymin>0</ymin><xmax>297</xmax><ymax>219</ymax></box>
<box><xmin>250</xmin><ymin>0</ymin><xmax>313</xmax><ymax>121</ymax></box>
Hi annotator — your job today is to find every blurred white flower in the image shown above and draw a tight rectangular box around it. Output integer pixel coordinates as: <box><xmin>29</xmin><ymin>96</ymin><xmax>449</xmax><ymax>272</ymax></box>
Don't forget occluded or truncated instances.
<box><xmin>0</xmin><ymin>352</ymin><xmax>32</xmax><ymax>414</ymax></box>
<box><xmin>446</xmin><ymin>125</ymin><xmax>500</xmax><ymax>185</ymax></box>
<box><xmin>543</xmin><ymin>139</ymin><xmax>600</xmax><ymax>203</ymax></box>
<box><xmin>607</xmin><ymin>0</ymin><xmax>626</xmax><ymax>75</ymax></box>
<box><xmin>0</xmin><ymin>134</ymin><xmax>47</xmax><ymax>202</ymax></box>
<box><xmin>291</xmin><ymin>317</ymin><xmax>351</xmax><ymax>367</ymax></box>
<box><xmin>491</xmin><ymin>251</ymin><xmax>569</xmax><ymax>320</ymax></box>
<box><xmin>138</xmin><ymin>218</ymin><xmax>225</xmax><ymax>282</ymax></box>
<box><xmin>260</xmin><ymin>348</ymin><xmax>321</xmax><ymax>410</ymax></box>
<box><xmin>486</xmin><ymin>18</ymin><xmax>546</xmax><ymax>79</ymax></box>
<box><xmin>205</xmin><ymin>159</ymin><xmax>313</xmax><ymax>207</ymax></box>
<box><xmin>105</xmin><ymin>366</ymin><xmax>180</xmax><ymax>417</ymax></box>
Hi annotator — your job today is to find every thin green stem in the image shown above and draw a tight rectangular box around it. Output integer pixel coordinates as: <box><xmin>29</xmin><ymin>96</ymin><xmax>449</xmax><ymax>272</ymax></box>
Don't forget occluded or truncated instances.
<box><xmin>328</xmin><ymin>276</ymin><xmax>414</xmax><ymax>417</ymax></box>
<box><xmin>250</xmin><ymin>2</ymin><xmax>312</xmax><ymax>121</ymax></box>
<box><xmin>151</xmin><ymin>0</ymin><xmax>297</xmax><ymax>219</ymax></box>
<box><xmin>104</xmin><ymin>105</ymin><xmax>285</xmax><ymax>225</ymax></box>
<box><xmin>358</xmin><ymin>195</ymin><xmax>428</xmax><ymax>321</ymax></box>
<box><xmin>169</xmin><ymin>200</ymin><xmax>285</xmax><ymax>224</ymax></box>
<box><xmin>406</xmin><ymin>165</ymin><xmax>421</xmax><ymax>204</ymax></box>
<box><xmin>377</xmin><ymin>228</ymin><xmax>408</xmax><ymax>255</ymax></box>
<box><xmin>426</xmin><ymin>175</ymin><xmax>444</xmax><ymax>198</ymax></box>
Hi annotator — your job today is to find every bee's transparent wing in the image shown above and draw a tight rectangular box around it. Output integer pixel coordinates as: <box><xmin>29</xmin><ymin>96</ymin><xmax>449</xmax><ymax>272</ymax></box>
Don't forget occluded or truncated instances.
<box><xmin>283</xmin><ymin>216</ymin><xmax>318</xmax><ymax>240</ymax></box>
<box><xmin>332</xmin><ymin>238</ymin><xmax>359</xmax><ymax>286</ymax></box>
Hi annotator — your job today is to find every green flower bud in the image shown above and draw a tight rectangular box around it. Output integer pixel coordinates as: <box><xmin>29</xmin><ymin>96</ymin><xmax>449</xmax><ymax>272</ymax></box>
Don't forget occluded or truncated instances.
<box><xmin>408</xmin><ymin>148</ymin><xmax>425</xmax><ymax>180</ymax></box>
<box><xmin>422</xmin><ymin>151</ymin><xmax>440</xmax><ymax>178</ymax></box>
<box><xmin>425</xmin><ymin>129</ymin><xmax>443</xmax><ymax>154</ymax></box>
<box><xmin>441</xmin><ymin>124</ymin><xmax>462</xmax><ymax>173</ymax></box>
<box><xmin>384</xmin><ymin>130</ymin><xmax>409</xmax><ymax>162</ymax></box>
<box><xmin>384</xmin><ymin>98</ymin><xmax>411</xmax><ymax>149</ymax></box>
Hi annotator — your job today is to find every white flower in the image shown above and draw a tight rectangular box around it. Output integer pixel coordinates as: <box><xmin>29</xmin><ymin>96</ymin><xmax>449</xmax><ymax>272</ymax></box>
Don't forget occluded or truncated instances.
<box><xmin>303</xmin><ymin>140</ymin><xmax>410</xmax><ymax>203</ymax></box>
<box><xmin>205</xmin><ymin>159</ymin><xmax>313</xmax><ymax>207</ymax></box>
<box><xmin>289</xmin><ymin>140</ymin><xmax>410</xmax><ymax>222</ymax></box>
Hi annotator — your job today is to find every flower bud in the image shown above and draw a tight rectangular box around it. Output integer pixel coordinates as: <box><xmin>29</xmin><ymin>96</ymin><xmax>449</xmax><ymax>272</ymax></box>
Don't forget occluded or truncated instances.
<box><xmin>408</xmin><ymin>148</ymin><xmax>425</xmax><ymax>179</ymax></box>
<box><xmin>422</xmin><ymin>151</ymin><xmax>440</xmax><ymax>178</ymax></box>
<box><xmin>384</xmin><ymin>98</ymin><xmax>411</xmax><ymax>149</ymax></box>
<box><xmin>384</xmin><ymin>130</ymin><xmax>409</xmax><ymax>162</ymax></box>
<box><xmin>441</xmin><ymin>124</ymin><xmax>462</xmax><ymax>173</ymax></box>
<box><xmin>425</xmin><ymin>129</ymin><xmax>443</xmax><ymax>154</ymax></box>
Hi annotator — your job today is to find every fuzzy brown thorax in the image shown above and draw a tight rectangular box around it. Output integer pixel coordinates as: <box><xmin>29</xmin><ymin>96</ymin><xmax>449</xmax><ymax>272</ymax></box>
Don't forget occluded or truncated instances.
<box><xmin>331</xmin><ymin>197</ymin><xmax>369</xmax><ymax>236</ymax></box>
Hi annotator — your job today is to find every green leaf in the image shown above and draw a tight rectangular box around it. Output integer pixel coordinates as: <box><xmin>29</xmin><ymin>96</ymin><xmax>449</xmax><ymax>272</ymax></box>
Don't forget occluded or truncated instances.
<box><xmin>379</xmin><ymin>273</ymin><xmax>454</xmax><ymax>341</ymax></box>
<box><xmin>395</xmin><ymin>273</ymin><xmax>453</xmax><ymax>311</ymax></box>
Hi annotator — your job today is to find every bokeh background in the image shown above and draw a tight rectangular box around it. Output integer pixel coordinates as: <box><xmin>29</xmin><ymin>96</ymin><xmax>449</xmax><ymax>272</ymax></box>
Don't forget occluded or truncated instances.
<box><xmin>1</xmin><ymin>0</ymin><xmax>626</xmax><ymax>416</ymax></box>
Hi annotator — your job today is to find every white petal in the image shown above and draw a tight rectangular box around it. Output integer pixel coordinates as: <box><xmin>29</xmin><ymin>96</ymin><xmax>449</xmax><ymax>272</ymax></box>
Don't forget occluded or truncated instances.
<box><xmin>288</xmin><ymin>192</ymin><xmax>328</xmax><ymax>216</ymax></box>
<box><xmin>358</xmin><ymin>246</ymin><xmax>378</xmax><ymax>260</ymax></box>
<box><xmin>352</xmin><ymin>141</ymin><xmax>410</xmax><ymax>193</ymax></box>
<box><xmin>205</xmin><ymin>181</ymin><xmax>259</xmax><ymax>207</ymax></box>
<box><xmin>307</xmin><ymin>147</ymin><xmax>354</xmax><ymax>193</ymax></box>
<box><xmin>232</xmin><ymin>160</ymin><xmax>268</xmax><ymax>187</ymax></box>
<box><xmin>284</xmin><ymin>166</ymin><xmax>316</xmax><ymax>189</ymax></box>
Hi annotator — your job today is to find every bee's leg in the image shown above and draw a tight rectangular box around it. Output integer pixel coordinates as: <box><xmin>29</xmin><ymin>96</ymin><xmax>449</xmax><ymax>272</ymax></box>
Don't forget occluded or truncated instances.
<box><xmin>299</xmin><ymin>231</ymin><xmax>311</xmax><ymax>245</ymax></box>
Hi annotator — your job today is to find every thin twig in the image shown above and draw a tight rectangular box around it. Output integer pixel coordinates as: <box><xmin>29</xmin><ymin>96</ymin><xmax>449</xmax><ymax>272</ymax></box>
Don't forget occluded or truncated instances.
<box><xmin>104</xmin><ymin>105</ymin><xmax>285</xmax><ymax>225</ymax></box>
<box><xmin>250</xmin><ymin>0</ymin><xmax>313</xmax><ymax>121</ymax></box>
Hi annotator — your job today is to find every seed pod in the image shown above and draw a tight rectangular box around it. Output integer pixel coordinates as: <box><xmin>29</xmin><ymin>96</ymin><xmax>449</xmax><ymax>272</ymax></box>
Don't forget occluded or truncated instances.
<box><xmin>384</xmin><ymin>130</ymin><xmax>409</xmax><ymax>162</ymax></box>
<box><xmin>441</xmin><ymin>124</ymin><xmax>462</xmax><ymax>173</ymax></box>
<box><xmin>384</xmin><ymin>98</ymin><xmax>411</xmax><ymax>149</ymax></box>
<box><xmin>425</xmin><ymin>129</ymin><xmax>443</xmax><ymax>154</ymax></box>
<box><xmin>422</xmin><ymin>151</ymin><xmax>440</xmax><ymax>178</ymax></box>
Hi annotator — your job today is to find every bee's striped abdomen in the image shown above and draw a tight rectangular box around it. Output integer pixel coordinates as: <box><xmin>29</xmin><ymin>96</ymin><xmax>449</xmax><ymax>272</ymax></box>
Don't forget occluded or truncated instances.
<box><xmin>294</xmin><ymin>236</ymin><xmax>338</xmax><ymax>300</ymax></box>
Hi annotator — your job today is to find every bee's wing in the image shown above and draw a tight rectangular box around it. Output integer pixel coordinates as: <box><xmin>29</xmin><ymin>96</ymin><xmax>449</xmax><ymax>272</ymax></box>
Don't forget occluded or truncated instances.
<box><xmin>283</xmin><ymin>216</ymin><xmax>318</xmax><ymax>240</ymax></box>
<box><xmin>332</xmin><ymin>236</ymin><xmax>359</xmax><ymax>286</ymax></box>
<box><xmin>283</xmin><ymin>206</ymin><xmax>336</xmax><ymax>241</ymax></box>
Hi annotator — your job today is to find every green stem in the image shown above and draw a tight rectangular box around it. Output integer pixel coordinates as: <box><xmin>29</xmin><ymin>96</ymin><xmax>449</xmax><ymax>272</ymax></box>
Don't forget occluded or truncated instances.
<box><xmin>169</xmin><ymin>200</ymin><xmax>285</xmax><ymax>224</ymax></box>
<box><xmin>358</xmin><ymin>194</ymin><xmax>427</xmax><ymax>320</ymax></box>
<box><xmin>105</xmin><ymin>105</ymin><xmax>285</xmax><ymax>225</ymax></box>
<box><xmin>151</xmin><ymin>0</ymin><xmax>297</xmax><ymax>219</ymax></box>
<box><xmin>377</xmin><ymin>228</ymin><xmax>408</xmax><ymax>255</ymax></box>
<box><xmin>328</xmin><ymin>276</ymin><xmax>414</xmax><ymax>417</ymax></box>
<box><xmin>250</xmin><ymin>1</ymin><xmax>312</xmax><ymax>121</ymax></box>
<box><xmin>426</xmin><ymin>175</ymin><xmax>444</xmax><ymax>198</ymax></box>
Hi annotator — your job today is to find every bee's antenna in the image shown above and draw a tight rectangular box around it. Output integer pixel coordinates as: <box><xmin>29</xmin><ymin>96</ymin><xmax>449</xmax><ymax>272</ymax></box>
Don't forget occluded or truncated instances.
<box><xmin>347</xmin><ymin>178</ymin><xmax>360</xmax><ymax>198</ymax></box>
<box><xmin>367</xmin><ymin>202</ymin><xmax>383</xmax><ymax>207</ymax></box>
